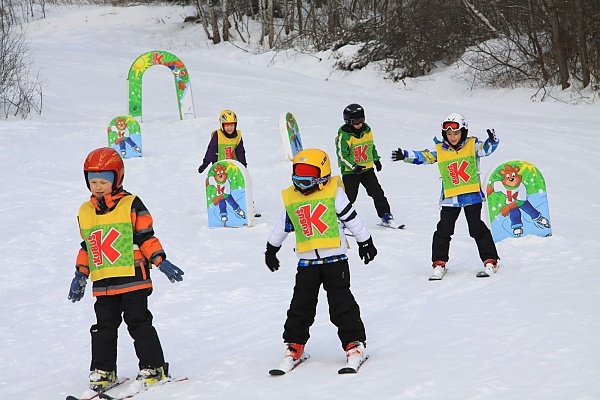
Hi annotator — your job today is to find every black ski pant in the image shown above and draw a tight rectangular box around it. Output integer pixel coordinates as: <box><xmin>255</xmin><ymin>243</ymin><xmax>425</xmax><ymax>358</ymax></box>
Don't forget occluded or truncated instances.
<box><xmin>283</xmin><ymin>260</ymin><xmax>366</xmax><ymax>350</ymax></box>
<box><xmin>342</xmin><ymin>169</ymin><xmax>390</xmax><ymax>218</ymax></box>
<box><xmin>432</xmin><ymin>203</ymin><xmax>499</xmax><ymax>263</ymax></box>
<box><xmin>90</xmin><ymin>289</ymin><xmax>165</xmax><ymax>372</ymax></box>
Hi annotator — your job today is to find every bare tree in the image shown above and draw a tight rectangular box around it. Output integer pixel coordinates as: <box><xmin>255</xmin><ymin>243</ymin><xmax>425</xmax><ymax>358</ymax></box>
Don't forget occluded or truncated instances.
<box><xmin>574</xmin><ymin>0</ymin><xmax>590</xmax><ymax>88</ymax></box>
<box><xmin>0</xmin><ymin>21</ymin><xmax>43</xmax><ymax>118</ymax></box>
<box><xmin>543</xmin><ymin>0</ymin><xmax>570</xmax><ymax>88</ymax></box>
<box><xmin>222</xmin><ymin>0</ymin><xmax>229</xmax><ymax>42</ymax></box>
<box><xmin>208</xmin><ymin>0</ymin><xmax>221</xmax><ymax>44</ymax></box>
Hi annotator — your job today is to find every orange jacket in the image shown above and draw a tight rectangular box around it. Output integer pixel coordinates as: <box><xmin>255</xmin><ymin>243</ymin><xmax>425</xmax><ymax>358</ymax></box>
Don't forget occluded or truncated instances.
<box><xmin>76</xmin><ymin>190</ymin><xmax>166</xmax><ymax>296</ymax></box>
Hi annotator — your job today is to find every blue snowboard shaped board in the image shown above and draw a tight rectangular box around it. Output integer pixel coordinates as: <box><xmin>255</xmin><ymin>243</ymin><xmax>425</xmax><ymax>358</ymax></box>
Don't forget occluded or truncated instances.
<box><xmin>205</xmin><ymin>160</ymin><xmax>255</xmax><ymax>228</ymax></box>
<box><xmin>485</xmin><ymin>160</ymin><xmax>552</xmax><ymax>242</ymax></box>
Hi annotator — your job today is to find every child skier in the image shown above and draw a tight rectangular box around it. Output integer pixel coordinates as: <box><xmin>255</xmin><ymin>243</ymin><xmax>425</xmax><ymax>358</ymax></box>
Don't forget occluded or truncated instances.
<box><xmin>265</xmin><ymin>148</ymin><xmax>377</xmax><ymax>374</ymax></box>
<box><xmin>391</xmin><ymin>112</ymin><xmax>500</xmax><ymax>280</ymax></box>
<box><xmin>335</xmin><ymin>103</ymin><xmax>399</xmax><ymax>228</ymax></box>
<box><xmin>68</xmin><ymin>147</ymin><xmax>184</xmax><ymax>392</ymax></box>
<box><xmin>197</xmin><ymin>109</ymin><xmax>247</xmax><ymax>173</ymax></box>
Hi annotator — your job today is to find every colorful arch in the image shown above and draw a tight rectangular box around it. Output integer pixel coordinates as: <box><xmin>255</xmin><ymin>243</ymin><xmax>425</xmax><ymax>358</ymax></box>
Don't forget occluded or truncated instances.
<box><xmin>128</xmin><ymin>50</ymin><xmax>196</xmax><ymax>121</ymax></box>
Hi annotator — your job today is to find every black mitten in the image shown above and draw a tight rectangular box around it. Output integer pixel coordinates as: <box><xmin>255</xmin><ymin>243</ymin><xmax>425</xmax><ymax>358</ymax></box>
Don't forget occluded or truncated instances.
<box><xmin>265</xmin><ymin>242</ymin><xmax>281</xmax><ymax>272</ymax></box>
<box><xmin>198</xmin><ymin>163</ymin><xmax>209</xmax><ymax>173</ymax></box>
<box><xmin>374</xmin><ymin>160</ymin><xmax>382</xmax><ymax>172</ymax></box>
<box><xmin>487</xmin><ymin>129</ymin><xmax>497</xmax><ymax>143</ymax></box>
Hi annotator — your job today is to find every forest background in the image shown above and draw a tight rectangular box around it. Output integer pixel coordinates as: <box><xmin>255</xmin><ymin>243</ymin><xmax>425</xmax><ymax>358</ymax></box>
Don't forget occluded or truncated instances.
<box><xmin>2</xmin><ymin>0</ymin><xmax>599</xmax><ymax>118</ymax></box>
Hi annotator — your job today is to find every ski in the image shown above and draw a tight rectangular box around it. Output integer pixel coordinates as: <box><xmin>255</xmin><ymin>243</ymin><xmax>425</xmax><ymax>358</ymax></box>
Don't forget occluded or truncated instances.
<box><xmin>377</xmin><ymin>222</ymin><xmax>406</xmax><ymax>230</ymax></box>
<box><xmin>269</xmin><ymin>353</ymin><xmax>310</xmax><ymax>376</ymax></box>
<box><xmin>338</xmin><ymin>354</ymin><xmax>370</xmax><ymax>374</ymax></box>
<box><xmin>98</xmin><ymin>377</ymin><xmax>188</xmax><ymax>400</ymax></box>
<box><xmin>66</xmin><ymin>378</ymin><xmax>130</xmax><ymax>400</ymax></box>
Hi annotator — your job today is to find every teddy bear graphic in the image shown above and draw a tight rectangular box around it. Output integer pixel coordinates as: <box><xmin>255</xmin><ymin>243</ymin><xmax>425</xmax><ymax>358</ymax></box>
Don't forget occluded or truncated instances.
<box><xmin>206</xmin><ymin>164</ymin><xmax>246</xmax><ymax>226</ymax></box>
<box><xmin>486</xmin><ymin>164</ymin><xmax>550</xmax><ymax>237</ymax></box>
<box><xmin>109</xmin><ymin>117</ymin><xmax>141</xmax><ymax>156</ymax></box>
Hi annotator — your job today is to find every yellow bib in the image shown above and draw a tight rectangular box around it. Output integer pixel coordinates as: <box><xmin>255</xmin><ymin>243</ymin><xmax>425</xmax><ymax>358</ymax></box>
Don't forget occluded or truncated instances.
<box><xmin>436</xmin><ymin>138</ymin><xmax>480</xmax><ymax>197</ymax></box>
<box><xmin>217</xmin><ymin>129</ymin><xmax>242</xmax><ymax>160</ymax></box>
<box><xmin>78</xmin><ymin>195</ymin><xmax>136</xmax><ymax>282</ymax></box>
<box><xmin>282</xmin><ymin>176</ymin><xmax>342</xmax><ymax>252</ymax></box>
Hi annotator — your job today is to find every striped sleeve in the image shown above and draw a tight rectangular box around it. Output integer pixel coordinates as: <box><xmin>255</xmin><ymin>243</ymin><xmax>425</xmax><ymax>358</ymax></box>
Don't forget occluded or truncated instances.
<box><xmin>130</xmin><ymin>196</ymin><xmax>166</xmax><ymax>265</ymax></box>
<box><xmin>335</xmin><ymin>187</ymin><xmax>370</xmax><ymax>242</ymax></box>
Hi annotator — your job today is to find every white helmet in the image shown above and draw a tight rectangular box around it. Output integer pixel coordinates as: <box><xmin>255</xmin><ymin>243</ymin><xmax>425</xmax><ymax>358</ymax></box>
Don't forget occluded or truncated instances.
<box><xmin>441</xmin><ymin>112</ymin><xmax>468</xmax><ymax>131</ymax></box>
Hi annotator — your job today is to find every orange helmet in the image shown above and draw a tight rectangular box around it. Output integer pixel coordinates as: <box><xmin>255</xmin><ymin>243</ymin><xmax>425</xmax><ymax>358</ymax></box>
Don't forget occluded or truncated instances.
<box><xmin>83</xmin><ymin>147</ymin><xmax>124</xmax><ymax>191</ymax></box>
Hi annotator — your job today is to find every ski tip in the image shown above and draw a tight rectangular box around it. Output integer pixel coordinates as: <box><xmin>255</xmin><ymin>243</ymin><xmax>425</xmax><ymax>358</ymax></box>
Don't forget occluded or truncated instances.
<box><xmin>476</xmin><ymin>271</ymin><xmax>490</xmax><ymax>278</ymax></box>
<box><xmin>269</xmin><ymin>369</ymin><xmax>286</xmax><ymax>376</ymax></box>
<box><xmin>338</xmin><ymin>367</ymin><xmax>358</xmax><ymax>374</ymax></box>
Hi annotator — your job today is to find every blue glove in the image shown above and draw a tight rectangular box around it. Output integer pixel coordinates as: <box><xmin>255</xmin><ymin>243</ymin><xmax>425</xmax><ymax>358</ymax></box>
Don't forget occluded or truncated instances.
<box><xmin>68</xmin><ymin>270</ymin><xmax>87</xmax><ymax>303</ymax></box>
<box><xmin>157</xmin><ymin>259</ymin><xmax>184</xmax><ymax>283</ymax></box>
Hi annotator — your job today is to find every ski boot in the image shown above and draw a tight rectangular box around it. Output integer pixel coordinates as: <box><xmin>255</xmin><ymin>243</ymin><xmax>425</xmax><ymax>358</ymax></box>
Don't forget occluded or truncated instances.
<box><xmin>429</xmin><ymin>261</ymin><xmax>447</xmax><ymax>281</ymax></box>
<box><xmin>136</xmin><ymin>364</ymin><xmax>168</xmax><ymax>388</ymax></box>
<box><xmin>483</xmin><ymin>258</ymin><xmax>499</xmax><ymax>275</ymax></box>
<box><xmin>89</xmin><ymin>369</ymin><xmax>116</xmax><ymax>392</ymax></box>
<box><xmin>380</xmin><ymin>213</ymin><xmax>395</xmax><ymax>227</ymax></box>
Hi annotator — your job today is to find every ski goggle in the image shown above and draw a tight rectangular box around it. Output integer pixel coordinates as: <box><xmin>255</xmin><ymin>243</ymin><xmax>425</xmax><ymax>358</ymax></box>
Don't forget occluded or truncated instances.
<box><xmin>442</xmin><ymin>121</ymin><xmax>461</xmax><ymax>131</ymax></box>
<box><xmin>351</xmin><ymin>117</ymin><xmax>365</xmax><ymax>125</ymax></box>
<box><xmin>292</xmin><ymin>174</ymin><xmax>331</xmax><ymax>189</ymax></box>
<box><xmin>292</xmin><ymin>175</ymin><xmax>315</xmax><ymax>189</ymax></box>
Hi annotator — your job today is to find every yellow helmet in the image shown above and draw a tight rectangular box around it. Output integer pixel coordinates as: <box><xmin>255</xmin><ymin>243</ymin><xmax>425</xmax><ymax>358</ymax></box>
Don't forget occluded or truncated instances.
<box><xmin>219</xmin><ymin>110</ymin><xmax>237</xmax><ymax>126</ymax></box>
<box><xmin>292</xmin><ymin>148</ymin><xmax>332</xmax><ymax>194</ymax></box>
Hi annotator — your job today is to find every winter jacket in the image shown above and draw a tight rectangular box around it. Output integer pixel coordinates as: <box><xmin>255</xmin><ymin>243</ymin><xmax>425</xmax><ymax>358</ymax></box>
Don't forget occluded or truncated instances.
<box><xmin>335</xmin><ymin>123</ymin><xmax>381</xmax><ymax>175</ymax></box>
<box><xmin>267</xmin><ymin>181</ymin><xmax>370</xmax><ymax>264</ymax></box>
<box><xmin>401</xmin><ymin>135</ymin><xmax>499</xmax><ymax>207</ymax></box>
<box><xmin>76</xmin><ymin>189</ymin><xmax>166</xmax><ymax>296</ymax></box>
<box><xmin>201</xmin><ymin>129</ymin><xmax>247</xmax><ymax>167</ymax></box>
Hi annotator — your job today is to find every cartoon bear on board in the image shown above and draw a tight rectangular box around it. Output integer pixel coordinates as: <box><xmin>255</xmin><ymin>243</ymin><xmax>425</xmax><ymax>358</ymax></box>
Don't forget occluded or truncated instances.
<box><xmin>206</xmin><ymin>164</ymin><xmax>246</xmax><ymax>226</ymax></box>
<box><xmin>109</xmin><ymin>117</ymin><xmax>141</xmax><ymax>156</ymax></box>
<box><xmin>486</xmin><ymin>164</ymin><xmax>550</xmax><ymax>237</ymax></box>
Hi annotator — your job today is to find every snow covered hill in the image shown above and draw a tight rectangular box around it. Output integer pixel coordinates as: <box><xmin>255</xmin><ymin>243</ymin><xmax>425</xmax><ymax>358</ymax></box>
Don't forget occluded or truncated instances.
<box><xmin>0</xmin><ymin>5</ymin><xmax>598</xmax><ymax>400</ymax></box>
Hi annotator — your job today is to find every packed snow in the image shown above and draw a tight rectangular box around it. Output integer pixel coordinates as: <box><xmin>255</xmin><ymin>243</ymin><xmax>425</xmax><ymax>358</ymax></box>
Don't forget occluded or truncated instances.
<box><xmin>0</xmin><ymin>5</ymin><xmax>598</xmax><ymax>400</ymax></box>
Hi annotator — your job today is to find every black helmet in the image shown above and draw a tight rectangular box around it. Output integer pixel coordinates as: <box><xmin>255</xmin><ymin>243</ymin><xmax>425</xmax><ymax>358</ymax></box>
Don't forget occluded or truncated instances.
<box><xmin>343</xmin><ymin>103</ymin><xmax>365</xmax><ymax>124</ymax></box>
